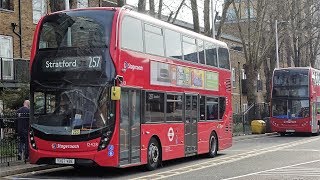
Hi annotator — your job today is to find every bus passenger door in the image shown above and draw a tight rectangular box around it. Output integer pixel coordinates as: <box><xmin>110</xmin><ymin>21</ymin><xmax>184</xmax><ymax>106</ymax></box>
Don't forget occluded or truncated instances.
<box><xmin>185</xmin><ymin>94</ymin><xmax>198</xmax><ymax>155</ymax></box>
<box><xmin>119</xmin><ymin>89</ymin><xmax>141</xmax><ymax>166</ymax></box>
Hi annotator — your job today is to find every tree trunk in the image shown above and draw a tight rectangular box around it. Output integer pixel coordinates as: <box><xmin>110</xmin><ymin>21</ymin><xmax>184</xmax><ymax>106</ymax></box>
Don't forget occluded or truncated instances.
<box><xmin>157</xmin><ymin>0</ymin><xmax>163</xmax><ymax>19</ymax></box>
<box><xmin>203</xmin><ymin>0</ymin><xmax>210</xmax><ymax>36</ymax></box>
<box><xmin>149</xmin><ymin>0</ymin><xmax>155</xmax><ymax>17</ymax></box>
<box><xmin>117</xmin><ymin>0</ymin><xmax>124</xmax><ymax>7</ymax></box>
<box><xmin>138</xmin><ymin>0</ymin><xmax>146</xmax><ymax>13</ymax></box>
<box><xmin>191</xmin><ymin>0</ymin><xmax>200</xmax><ymax>33</ymax></box>
<box><xmin>216</xmin><ymin>0</ymin><xmax>233</xmax><ymax>39</ymax></box>
<box><xmin>49</xmin><ymin>0</ymin><xmax>66</xmax><ymax>12</ymax></box>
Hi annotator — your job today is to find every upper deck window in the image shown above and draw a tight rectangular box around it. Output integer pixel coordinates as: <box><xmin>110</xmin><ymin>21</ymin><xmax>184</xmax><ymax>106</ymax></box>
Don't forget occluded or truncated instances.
<box><xmin>205</xmin><ymin>42</ymin><xmax>218</xmax><ymax>67</ymax></box>
<box><xmin>165</xmin><ymin>29</ymin><xmax>182</xmax><ymax>60</ymax></box>
<box><xmin>218</xmin><ymin>47</ymin><xmax>230</xmax><ymax>70</ymax></box>
<box><xmin>121</xmin><ymin>16</ymin><xmax>143</xmax><ymax>52</ymax></box>
<box><xmin>183</xmin><ymin>36</ymin><xmax>198</xmax><ymax>63</ymax></box>
<box><xmin>198</xmin><ymin>40</ymin><xmax>205</xmax><ymax>65</ymax></box>
<box><xmin>144</xmin><ymin>24</ymin><xmax>164</xmax><ymax>56</ymax></box>
<box><xmin>39</xmin><ymin>10</ymin><xmax>114</xmax><ymax>49</ymax></box>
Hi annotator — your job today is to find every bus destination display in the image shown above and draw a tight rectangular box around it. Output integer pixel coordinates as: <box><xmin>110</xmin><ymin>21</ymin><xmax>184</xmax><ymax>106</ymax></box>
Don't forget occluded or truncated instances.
<box><xmin>42</xmin><ymin>56</ymin><xmax>102</xmax><ymax>72</ymax></box>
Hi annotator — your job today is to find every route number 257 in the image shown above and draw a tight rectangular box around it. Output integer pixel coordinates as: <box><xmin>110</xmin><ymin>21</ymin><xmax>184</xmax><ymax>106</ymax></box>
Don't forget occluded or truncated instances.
<box><xmin>89</xmin><ymin>56</ymin><xmax>101</xmax><ymax>68</ymax></box>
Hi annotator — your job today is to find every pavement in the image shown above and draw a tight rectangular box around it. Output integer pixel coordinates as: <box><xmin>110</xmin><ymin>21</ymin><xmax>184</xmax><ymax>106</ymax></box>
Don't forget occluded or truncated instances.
<box><xmin>0</xmin><ymin>133</ymin><xmax>277</xmax><ymax>178</ymax></box>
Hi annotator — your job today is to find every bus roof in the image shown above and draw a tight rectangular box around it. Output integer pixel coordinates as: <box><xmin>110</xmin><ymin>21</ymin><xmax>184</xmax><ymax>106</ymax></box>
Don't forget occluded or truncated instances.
<box><xmin>274</xmin><ymin>67</ymin><xmax>318</xmax><ymax>71</ymax></box>
<box><xmin>47</xmin><ymin>7</ymin><xmax>228</xmax><ymax>49</ymax></box>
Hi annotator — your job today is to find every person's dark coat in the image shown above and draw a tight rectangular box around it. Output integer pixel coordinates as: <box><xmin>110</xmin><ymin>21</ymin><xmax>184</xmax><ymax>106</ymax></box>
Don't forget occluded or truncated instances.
<box><xmin>16</xmin><ymin>106</ymin><xmax>30</xmax><ymax>138</ymax></box>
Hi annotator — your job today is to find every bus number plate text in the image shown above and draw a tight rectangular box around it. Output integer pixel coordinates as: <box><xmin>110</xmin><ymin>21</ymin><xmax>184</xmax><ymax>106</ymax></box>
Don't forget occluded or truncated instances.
<box><xmin>55</xmin><ymin>158</ymin><xmax>75</xmax><ymax>165</ymax></box>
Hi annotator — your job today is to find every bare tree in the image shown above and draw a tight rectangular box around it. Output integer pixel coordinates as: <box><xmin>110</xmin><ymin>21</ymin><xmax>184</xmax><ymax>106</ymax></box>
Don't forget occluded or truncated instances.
<box><xmin>157</xmin><ymin>0</ymin><xmax>163</xmax><ymax>19</ymax></box>
<box><xmin>216</xmin><ymin>0</ymin><xmax>233</xmax><ymax>39</ymax></box>
<box><xmin>138</xmin><ymin>0</ymin><xmax>146</xmax><ymax>13</ymax></box>
<box><xmin>191</xmin><ymin>0</ymin><xmax>200</xmax><ymax>33</ymax></box>
<box><xmin>231</xmin><ymin>0</ymin><xmax>277</xmax><ymax>105</ymax></box>
<box><xmin>49</xmin><ymin>0</ymin><xmax>66</xmax><ymax>12</ymax></box>
<box><xmin>117</xmin><ymin>0</ymin><xmax>124</xmax><ymax>7</ymax></box>
<box><xmin>203</xmin><ymin>0</ymin><xmax>210</xmax><ymax>36</ymax></box>
<box><xmin>171</xmin><ymin>0</ymin><xmax>186</xmax><ymax>23</ymax></box>
<box><xmin>149</xmin><ymin>0</ymin><xmax>155</xmax><ymax>17</ymax></box>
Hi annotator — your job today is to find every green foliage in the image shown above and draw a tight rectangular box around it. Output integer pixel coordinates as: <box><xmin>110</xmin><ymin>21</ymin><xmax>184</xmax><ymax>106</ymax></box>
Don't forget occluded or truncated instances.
<box><xmin>0</xmin><ymin>139</ymin><xmax>18</xmax><ymax>157</ymax></box>
<box><xmin>0</xmin><ymin>85</ymin><xmax>30</xmax><ymax>112</ymax></box>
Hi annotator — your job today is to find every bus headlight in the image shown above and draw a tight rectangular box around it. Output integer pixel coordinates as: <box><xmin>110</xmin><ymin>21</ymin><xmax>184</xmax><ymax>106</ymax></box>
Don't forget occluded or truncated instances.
<box><xmin>98</xmin><ymin>130</ymin><xmax>112</xmax><ymax>151</ymax></box>
<box><xmin>29</xmin><ymin>129</ymin><xmax>37</xmax><ymax>150</ymax></box>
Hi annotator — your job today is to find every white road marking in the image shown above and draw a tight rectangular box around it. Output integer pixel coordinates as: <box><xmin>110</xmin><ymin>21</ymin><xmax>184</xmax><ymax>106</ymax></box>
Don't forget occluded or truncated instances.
<box><xmin>222</xmin><ymin>159</ymin><xmax>320</xmax><ymax>180</ymax></box>
<box><xmin>132</xmin><ymin>136</ymin><xmax>320</xmax><ymax>180</ymax></box>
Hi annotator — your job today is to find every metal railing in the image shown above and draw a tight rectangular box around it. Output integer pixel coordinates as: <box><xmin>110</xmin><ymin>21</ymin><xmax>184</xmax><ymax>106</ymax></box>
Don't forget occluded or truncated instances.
<box><xmin>233</xmin><ymin>103</ymin><xmax>270</xmax><ymax>135</ymax></box>
<box><xmin>0</xmin><ymin>57</ymin><xmax>30</xmax><ymax>83</ymax></box>
<box><xmin>0</xmin><ymin>113</ymin><xmax>26</xmax><ymax>166</ymax></box>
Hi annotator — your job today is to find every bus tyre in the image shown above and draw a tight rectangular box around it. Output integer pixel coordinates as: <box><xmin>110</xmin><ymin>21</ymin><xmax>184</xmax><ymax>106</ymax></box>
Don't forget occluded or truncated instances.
<box><xmin>208</xmin><ymin>133</ymin><xmax>218</xmax><ymax>158</ymax></box>
<box><xmin>146</xmin><ymin>137</ymin><xmax>161</xmax><ymax>171</ymax></box>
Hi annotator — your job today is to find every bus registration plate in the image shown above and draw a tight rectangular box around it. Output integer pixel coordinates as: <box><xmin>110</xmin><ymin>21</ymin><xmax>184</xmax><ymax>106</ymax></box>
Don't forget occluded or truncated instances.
<box><xmin>286</xmin><ymin>129</ymin><xmax>295</xmax><ymax>132</ymax></box>
<box><xmin>55</xmin><ymin>158</ymin><xmax>75</xmax><ymax>165</ymax></box>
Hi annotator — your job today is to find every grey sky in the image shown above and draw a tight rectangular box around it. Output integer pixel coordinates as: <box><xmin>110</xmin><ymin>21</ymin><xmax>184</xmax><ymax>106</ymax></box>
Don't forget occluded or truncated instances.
<box><xmin>126</xmin><ymin>0</ymin><xmax>223</xmax><ymax>27</ymax></box>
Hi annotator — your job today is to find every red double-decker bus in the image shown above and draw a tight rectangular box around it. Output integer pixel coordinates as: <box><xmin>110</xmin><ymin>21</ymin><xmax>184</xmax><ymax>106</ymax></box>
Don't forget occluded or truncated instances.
<box><xmin>270</xmin><ymin>67</ymin><xmax>320</xmax><ymax>136</ymax></box>
<box><xmin>29</xmin><ymin>7</ymin><xmax>232</xmax><ymax>170</ymax></box>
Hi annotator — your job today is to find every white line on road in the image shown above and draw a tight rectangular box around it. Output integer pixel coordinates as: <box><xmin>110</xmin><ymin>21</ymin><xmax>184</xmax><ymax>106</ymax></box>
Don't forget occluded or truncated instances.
<box><xmin>222</xmin><ymin>159</ymin><xmax>320</xmax><ymax>180</ymax></box>
<box><xmin>132</xmin><ymin>136</ymin><xmax>320</xmax><ymax>180</ymax></box>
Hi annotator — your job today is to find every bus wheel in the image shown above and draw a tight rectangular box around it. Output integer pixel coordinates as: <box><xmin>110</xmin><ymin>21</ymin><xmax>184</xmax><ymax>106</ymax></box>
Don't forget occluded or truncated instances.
<box><xmin>279</xmin><ymin>132</ymin><xmax>286</xmax><ymax>136</ymax></box>
<box><xmin>208</xmin><ymin>133</ymin><xmax>218</xmax><ymax>158</ymax></box>
<box><xmin>146</xmin><ymin>137</ymin><xmax>160</xmax><ymax>171</ymax></box>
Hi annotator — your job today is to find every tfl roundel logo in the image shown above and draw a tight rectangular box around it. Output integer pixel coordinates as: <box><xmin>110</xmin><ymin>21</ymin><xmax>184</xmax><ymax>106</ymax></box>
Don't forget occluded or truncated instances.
<box><xmin>52</xmin><ymin>143</ymin><xmax>57</xmax><ymax>149</ymax></box>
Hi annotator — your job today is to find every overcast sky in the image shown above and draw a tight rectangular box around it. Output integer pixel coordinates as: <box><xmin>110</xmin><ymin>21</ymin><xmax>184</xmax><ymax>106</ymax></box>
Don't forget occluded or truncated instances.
<box><xmin>126</xmin><ymin>0</ymin><xmax>223</xmax><ymax>27</ymax></box>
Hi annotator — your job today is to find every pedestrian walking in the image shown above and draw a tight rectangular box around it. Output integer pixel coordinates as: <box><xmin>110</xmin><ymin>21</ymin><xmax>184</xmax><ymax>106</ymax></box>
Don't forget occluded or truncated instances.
<box><xmin>16</xmin><ymin>100</ymin><xmax>30</xmax><ymax>160</ymax></box>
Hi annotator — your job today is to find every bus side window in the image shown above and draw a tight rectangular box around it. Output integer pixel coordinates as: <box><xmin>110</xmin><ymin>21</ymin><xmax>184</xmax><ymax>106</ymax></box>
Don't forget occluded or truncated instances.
<box><xmin>165</xmin><ymin>29</ymin><xmax>182</xmax><ymax>60</ymax></box>
<box><xmin>218</xmin><ymin>48</ymin><xmax>230</xmax><ymax>70</ymax></box>
<box><xmin>206</xmin><ymin>97</ymin><xmax>218</xmax><ymax>120</ymax></box>
<box><xmin>205</xmin><ymin>42</ymin><xmax>218</xmax><ymax>67</ymax></box>
<box><xmin>198</xmin><ymin>40</ymin><xmax>205</xmax><ymax>65</ymax></box>
<box><xmin>121</xmin><ymin>16</ymin><xmax>143</xmax><ymax>52</ymax></box>
<box><xmin>199</xmin><ymin>96</ymin><xmax>206</xmax><ymax>121</ymax></box>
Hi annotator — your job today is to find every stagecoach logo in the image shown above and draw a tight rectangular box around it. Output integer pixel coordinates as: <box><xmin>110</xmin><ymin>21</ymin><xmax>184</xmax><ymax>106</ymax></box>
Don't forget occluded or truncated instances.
<box><xmin>167</xmin><ymin>127</ymin><xmax>175</xmax><ymax>142</ymax></box>
<box><xmin>51</xmin><ymin>143</ymin><xmax>80</xmax><ymax>149</ymax></box>
<box><xmin>123</xmin><ymin>61</ymin><xmax>143</xmax><ymax>71</ymax></box>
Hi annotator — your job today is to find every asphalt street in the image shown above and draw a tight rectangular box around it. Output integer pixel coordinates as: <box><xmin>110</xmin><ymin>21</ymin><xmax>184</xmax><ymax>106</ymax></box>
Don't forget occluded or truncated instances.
<box><xmin>4</xmin><ymin>133</ymin><xmax>320</xmax><ymax>180</ymax></box>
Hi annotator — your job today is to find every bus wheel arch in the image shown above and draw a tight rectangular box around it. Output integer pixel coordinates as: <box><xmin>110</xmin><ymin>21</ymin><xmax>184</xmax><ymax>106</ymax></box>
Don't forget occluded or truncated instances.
<box><xmin>208</xmin><ymin>131</ymin><xmax>218</xmax><ymax>158</ymax></box>
<box><xmin>146</xmin><ymin>136</ymin><xmax>162</xmax><ymax>171</ymax></box>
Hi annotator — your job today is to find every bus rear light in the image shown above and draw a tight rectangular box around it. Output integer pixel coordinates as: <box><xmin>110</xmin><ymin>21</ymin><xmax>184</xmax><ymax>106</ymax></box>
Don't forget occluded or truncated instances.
<box><xmin>29</xmin><ymin>129</ymin><xmax>38</xmax><ymax>150</ymax></box>
<box><xmin>98</xmin><ymin>130</ymin><xmax>112</xmax><ymax>151</ymax></box>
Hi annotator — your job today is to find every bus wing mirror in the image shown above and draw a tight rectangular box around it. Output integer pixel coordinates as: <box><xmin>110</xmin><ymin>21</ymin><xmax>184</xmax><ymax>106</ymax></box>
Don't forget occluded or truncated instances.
<box><xmin>111</xmin><ymin>86</ymin><xmax>121</xmax><ymax>100</ymax></box>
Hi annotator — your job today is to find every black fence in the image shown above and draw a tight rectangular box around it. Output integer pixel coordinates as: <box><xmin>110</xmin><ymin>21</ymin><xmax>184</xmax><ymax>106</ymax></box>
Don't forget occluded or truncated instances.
<box><xmin>0</xmin><ymin>113</ymin><xmax>25</xmax><ymax>166</ymax></box>
<box><xmin>233</xmin><ymin>103</ymin><xmax>270</xmax><ymax>136</ymax></box>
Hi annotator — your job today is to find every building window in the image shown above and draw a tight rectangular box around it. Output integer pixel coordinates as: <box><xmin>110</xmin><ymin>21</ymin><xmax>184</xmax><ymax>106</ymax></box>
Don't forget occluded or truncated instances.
<box><xmin>243</xmin><ymin>103</ymin><xmax>248</xmax><ymax>112</ymax></box>
<box><xmin>33</xmin><ymin>0</ymin><xmax>47</xmax><ymax>24</ymax></box>
<box><xmin>232</xmin><ymin>68</ymin><xmax>236</xmax><ymax>88</ymax></box>
<box><xmin>0</xmin><ymin>35</ymin><xmax>13</xmax><ymax>80</ymax></box>
<box><xmin>241</xmin><ymin>69</ymin><xmax>246</xmax><ymax>79</ymax></box>
<box><xmin>77</xmin><ymin>0</ymin><xmax>88</xmax><ymax>8</ymax></box>
<box><xmin>226</xmin><ymin>9</ymin><xmax>236</xmax><ymax>21</ymax></box>
<box><xmin>0</xmin><ymin>0</ymin><xmax>14</xmax><ymax>11</ymax></box>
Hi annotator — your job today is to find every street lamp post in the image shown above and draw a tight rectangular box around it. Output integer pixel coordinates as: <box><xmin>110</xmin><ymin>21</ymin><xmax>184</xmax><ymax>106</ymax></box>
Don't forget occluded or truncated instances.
<box><xmin>275</xmin><ymin>20</ymin><xmax>280</xmax><ymax>68</ymax></box>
